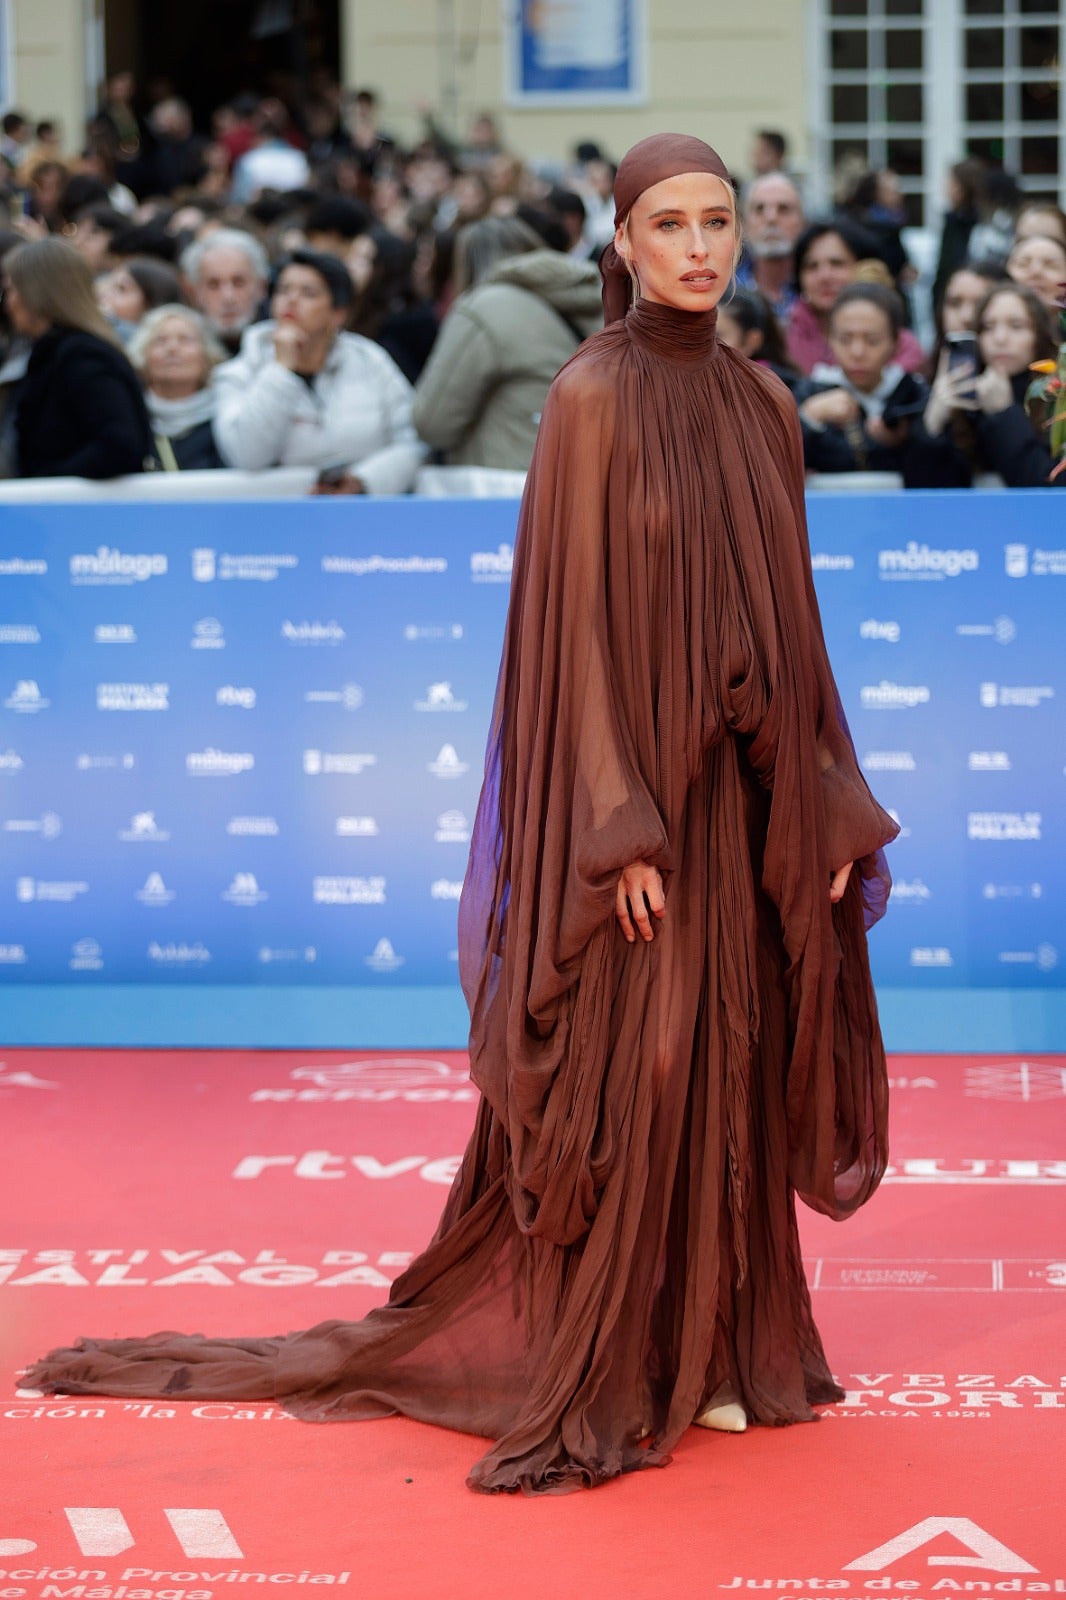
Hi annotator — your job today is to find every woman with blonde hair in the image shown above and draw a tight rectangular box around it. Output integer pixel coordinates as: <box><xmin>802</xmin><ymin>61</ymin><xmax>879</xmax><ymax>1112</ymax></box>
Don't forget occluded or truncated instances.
<box><xmin>5</xmin><ymin>236</ymin><xmax>153</xmax><ymax>477</ymax></box>
<box><xmin>127</xmin><ymin>303</ymin><xmax>226</xmax><ymax>469</ymax></box>
<box><xmin>29</xmin><ymin>134</ymin><xmax>896</xmax><ymax>1495</ymax></box>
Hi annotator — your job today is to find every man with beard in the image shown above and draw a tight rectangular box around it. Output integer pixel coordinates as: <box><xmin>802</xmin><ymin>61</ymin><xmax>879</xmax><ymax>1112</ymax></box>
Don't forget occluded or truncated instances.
<box><xmin>736</xmin><ymin>173</ymin><xmax>805</xmax><ymax>327</ymax></box>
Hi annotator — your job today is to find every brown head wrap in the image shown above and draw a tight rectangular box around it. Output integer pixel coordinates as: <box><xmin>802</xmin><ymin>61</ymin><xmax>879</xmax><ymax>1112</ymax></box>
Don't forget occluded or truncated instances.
<box><xmin>600</xmin><ymin>132</ymin><xmax>733</xmax><ymax>324</ymax></box>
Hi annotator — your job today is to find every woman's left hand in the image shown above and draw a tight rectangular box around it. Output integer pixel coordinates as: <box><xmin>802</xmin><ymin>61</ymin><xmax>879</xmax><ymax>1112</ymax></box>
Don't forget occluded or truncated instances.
<box><xmin>975</xmin><ymin>367</ymin><xmax>1013</xmax><ymax>416</ymax></box>
<box><xmin>829</xmin><ymin>861</ymin><xmax>854</xmax><ymax>903</ymax></box>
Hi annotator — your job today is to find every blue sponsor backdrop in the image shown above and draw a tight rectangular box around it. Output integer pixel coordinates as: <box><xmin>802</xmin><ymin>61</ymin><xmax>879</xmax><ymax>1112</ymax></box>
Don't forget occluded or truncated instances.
<box><xmin>0</xmin><ymin>493</ymin><xmax>1063</xmax><ymax>1040</ymax></box>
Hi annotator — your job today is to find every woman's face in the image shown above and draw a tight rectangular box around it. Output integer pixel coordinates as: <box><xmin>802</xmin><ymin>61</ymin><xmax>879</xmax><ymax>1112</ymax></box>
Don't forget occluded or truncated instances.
<box><xmin>97</xmin><ymin>267</ymin><xmax>147</xmax><ymax>324</ymax></box>
<box><xmin>1007</xmin><ymin>235</ymin><xmax>1066</xmax><ymax>308</ymax></box>
<box><xmin>616</xmin><ymin>171</ymin><xmax>737</xmax><ymax>314</ymax></box>
<box><xmin>800</xmin><ymin>232</ymin><xmax>857</xmax><ymax>315</ymax></box>
<box><xmin>978</xmin><ymin>291</ymin><xmax>1038</xmax><ymax>377</ymax></box>
<box><xmin>2</xmin><ymin>277</ymin><xmax>47</xmax><ymax>339</ymax></box>
<box><xmin>828</xmin><ymin>300</ymin><xmax>897</xmax><ymax>393</ymax></box>
<box><xmin>346</xmin><ymin>233</ymin><xmax>377</xmax><ymax>294</ymax></box>
<box><xmin>271</xmin><ymin>264</ymin><xmax>342</xmax><ymax>339</ymax></box>
<box><xmin>941</xmin><ymin>269</ymin><xmax>990</xmax><ymax>337</ymax></box>
<box><xmin>144</xmin><ymin>315</ymin><xmax>209</xmax><ymax>396</ymax></box>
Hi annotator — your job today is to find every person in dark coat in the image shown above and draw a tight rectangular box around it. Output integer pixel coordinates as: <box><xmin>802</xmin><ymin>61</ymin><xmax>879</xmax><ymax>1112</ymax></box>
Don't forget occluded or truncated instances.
<box><xmin>5</xmin><ymin>236</ymin><xmax>154</xmax><ymax>478</ymax></box>
<box><xmin>907</xmin><ymin>281</ymin><xmax>1060</xmax><ymax>488</ymax></box>
<box><xmin>797</xmin><ymin>283</ymin><xmax>928</xmax><ymax>475</ymax></box>
<box><xmin>127</xmin><ymin>303</ymin><xmax>226</xmax><ymax>471</ymax></box>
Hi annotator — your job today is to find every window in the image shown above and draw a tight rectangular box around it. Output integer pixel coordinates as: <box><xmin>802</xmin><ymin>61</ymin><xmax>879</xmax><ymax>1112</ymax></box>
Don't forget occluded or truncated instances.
<box><xmin>812</xmin><ymin>0</ymin><xmax>1065</xmax><ymax>225</ymax></box>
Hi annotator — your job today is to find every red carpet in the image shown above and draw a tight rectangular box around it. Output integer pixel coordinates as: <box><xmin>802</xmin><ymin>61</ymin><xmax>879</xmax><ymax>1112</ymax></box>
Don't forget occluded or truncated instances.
<box><xmin>2</xmin><ymin>1049</ymin><xmax>1063</xmax><ymax>1593</ymax></box>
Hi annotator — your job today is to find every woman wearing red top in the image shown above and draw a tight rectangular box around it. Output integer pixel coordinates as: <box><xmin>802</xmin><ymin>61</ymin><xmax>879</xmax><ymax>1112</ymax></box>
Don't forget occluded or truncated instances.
<box><xmin>787</xmin><ymin>219</ymin><xmax>926</xmax><ymax>375</ymax></box>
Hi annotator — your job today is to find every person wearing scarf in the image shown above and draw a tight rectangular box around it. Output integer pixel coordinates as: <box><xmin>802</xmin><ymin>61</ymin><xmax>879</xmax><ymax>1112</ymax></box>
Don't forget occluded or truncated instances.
<box><xmin>25</xmin><ymin>135</ymin><xmax>897</xmax><ymax>1496</ymax></box>
<box><xmin>126</xmin><ymin>303</ymin><xmax>226</xmax><ymax>470</ymax></box>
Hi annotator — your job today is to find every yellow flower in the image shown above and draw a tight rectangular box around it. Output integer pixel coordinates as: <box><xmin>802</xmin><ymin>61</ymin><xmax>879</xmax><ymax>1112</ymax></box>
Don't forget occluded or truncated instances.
<box><xmin>1029</xmin><ymin>359</ymin><xmax>1057</xmax><ymax>373</ymax></box>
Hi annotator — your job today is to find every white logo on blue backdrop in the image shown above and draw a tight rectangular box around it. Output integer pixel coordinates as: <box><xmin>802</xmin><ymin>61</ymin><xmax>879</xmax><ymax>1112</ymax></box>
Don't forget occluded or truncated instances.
<box><xmin>415</xmin><ymin>682</ymin><xmax>468</xmax><ymax>713</ymax></box>
<box><xmin>120</xmin><ymin>811</ymin><xmax>170</xmax><ymax>843</ymax></box>
<box><xmin>366</xmin><ymin>937</ymin><xmax>404</xmax><ymax>971</ymax></box>
<box><xmin>137</xmin><ymin>873</ymin><xmax>175</xmax><ymax>906</ymax></box>
<box><xmin>5</xmin><ymin>680</ymin><xmax>49</xmax><ymax>712</ymax></box>
<box><xmin>429</xmin><ymin>744</ymin><xmax>469</xmax><ymax>778</ymax></box>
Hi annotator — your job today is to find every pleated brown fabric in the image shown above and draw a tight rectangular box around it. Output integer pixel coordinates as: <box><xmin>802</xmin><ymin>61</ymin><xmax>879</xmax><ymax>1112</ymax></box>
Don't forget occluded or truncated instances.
<box><xmin>25</xmin><ymin>297</ymin><xmax>898</xmax><ymax>1496</ymax></box>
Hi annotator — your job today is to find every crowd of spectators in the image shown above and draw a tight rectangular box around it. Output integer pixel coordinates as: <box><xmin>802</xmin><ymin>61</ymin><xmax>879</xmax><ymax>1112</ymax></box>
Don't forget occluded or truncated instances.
<box><xmin>0</xmin><ymin>86</ymin><xmax>1062</xmax><ymax>490</ymax></box>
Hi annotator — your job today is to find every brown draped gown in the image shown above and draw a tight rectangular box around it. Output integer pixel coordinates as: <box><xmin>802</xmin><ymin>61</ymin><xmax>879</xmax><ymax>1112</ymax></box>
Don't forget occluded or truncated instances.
<box><xmin>25</xmin><ymin>298</ymin><xmax>898</xmax><ymax>1495</ymax></box>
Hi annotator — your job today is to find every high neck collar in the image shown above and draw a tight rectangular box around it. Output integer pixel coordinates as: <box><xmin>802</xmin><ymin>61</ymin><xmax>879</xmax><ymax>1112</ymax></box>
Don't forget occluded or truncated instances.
<box><xmin>625</xmin><ymin>296</ymin><xmax>719</xmax><ymax>365</ymax></box>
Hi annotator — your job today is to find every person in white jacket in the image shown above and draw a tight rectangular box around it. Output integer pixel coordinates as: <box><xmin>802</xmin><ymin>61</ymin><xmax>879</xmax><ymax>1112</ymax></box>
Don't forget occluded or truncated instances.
<box><xmin>213</xmin><ymin>248</ymin><xmax>425</xmax><ymax>494</ymax></box>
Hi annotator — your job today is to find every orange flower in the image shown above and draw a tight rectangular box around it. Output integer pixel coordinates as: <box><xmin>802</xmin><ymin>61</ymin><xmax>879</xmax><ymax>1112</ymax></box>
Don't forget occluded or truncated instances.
<box><xmin>1029</xmin><ymin>359</ymin><xmax>1057</xmax><ymax>373</ymax></box>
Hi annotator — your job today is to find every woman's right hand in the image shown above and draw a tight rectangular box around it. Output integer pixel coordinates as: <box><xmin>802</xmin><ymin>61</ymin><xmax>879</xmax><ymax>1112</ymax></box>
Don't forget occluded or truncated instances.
<box><xmin>800</xmin><ymin>388</ymin><xmax>861</xmax><ymax>429</ymax></box>
<box><xmin>616</xmin><ymin>861</ymin><xmax>666</xmax><ymax>944</ymax></box>
<box><xmin>273</xmin><ymin>321</ymin><xmax>311</xmax><ymax>372</ymax></box>
<box><xmin>924</xmin><ymin>346</ymin><xmax>978</xmax><ymax>435</ymax></box>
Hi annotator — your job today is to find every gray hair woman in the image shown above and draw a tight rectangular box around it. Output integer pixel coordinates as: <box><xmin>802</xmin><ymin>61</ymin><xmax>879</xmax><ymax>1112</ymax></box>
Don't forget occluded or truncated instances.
<box><xmin>127</xmin><ymin>303</ymin><xmax>227</xmax><ymax>470</ymax></box>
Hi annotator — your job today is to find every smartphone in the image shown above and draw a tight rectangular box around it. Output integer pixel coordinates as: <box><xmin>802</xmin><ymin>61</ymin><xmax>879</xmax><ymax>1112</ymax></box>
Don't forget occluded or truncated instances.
<box><xmin>945</xmin><ymin>332</ymin><xmax>977</xmax><ymax>373</ymax></box>
<box><xmin>944</xmin><ymin>332</ymin><xmax>977</xmax><ymax>404</ymax></box>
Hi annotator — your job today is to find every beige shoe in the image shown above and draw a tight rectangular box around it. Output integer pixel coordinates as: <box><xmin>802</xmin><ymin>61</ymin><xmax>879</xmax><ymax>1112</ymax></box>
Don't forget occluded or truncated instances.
<box><xmin>694</xmin><ymin>1401</ymin><xmax>748</xmax><ymax>1432</ymax></box>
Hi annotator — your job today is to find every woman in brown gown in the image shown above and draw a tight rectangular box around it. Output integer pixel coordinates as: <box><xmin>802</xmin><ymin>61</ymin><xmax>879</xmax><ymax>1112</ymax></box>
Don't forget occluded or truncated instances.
<box><xmin>26</xmin><ymin>135</ymin><xmax>897</xmax><ymax>1495</ymax></box>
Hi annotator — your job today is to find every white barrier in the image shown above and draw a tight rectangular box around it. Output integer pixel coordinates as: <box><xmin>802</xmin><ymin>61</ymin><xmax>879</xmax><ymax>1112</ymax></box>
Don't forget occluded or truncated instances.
<box><xmin>0</xmin><ymin>466</ymin><xmax>1006</xmax><ymax>503</ymax></box>
<box><xmin>0</xmin><ymin>467</ymin><xmax>318</xmax><ymax>502</ymax></box>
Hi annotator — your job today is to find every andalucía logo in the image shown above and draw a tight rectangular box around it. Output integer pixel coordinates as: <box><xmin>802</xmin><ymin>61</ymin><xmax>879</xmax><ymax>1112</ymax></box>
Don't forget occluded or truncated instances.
<box><xmin>366</xmin><ymin>937</ymin><xmax>403</xmax><ymax>972</ymax></box>
<box><xmin>136</xmin><ymin>872</ymin><xmax>174</xmax><ymax>906</ymax></box>
<box><xmin>717</xmin><ymin>1514</ymin><xmax>1048</xmax><ymax>1576</ymax></box>
<box><xmin>428</xmin><ymin>743</ymin><xmax>469</xmax><ymax>778</ymax></box>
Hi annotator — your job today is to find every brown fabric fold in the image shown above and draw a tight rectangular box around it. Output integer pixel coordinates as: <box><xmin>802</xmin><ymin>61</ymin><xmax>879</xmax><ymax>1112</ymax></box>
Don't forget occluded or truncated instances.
<box><xmin>25</xmin><ymin>291</ymin><xmax>897</xmax><ymax>1497</ymax></box>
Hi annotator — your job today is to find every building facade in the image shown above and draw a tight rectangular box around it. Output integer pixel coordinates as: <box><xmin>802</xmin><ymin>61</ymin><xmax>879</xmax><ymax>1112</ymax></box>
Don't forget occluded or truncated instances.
<box><xmin>6</xmin><ymin>0</ymin><xmax>1064</xmax><ymax>221</ymax></box>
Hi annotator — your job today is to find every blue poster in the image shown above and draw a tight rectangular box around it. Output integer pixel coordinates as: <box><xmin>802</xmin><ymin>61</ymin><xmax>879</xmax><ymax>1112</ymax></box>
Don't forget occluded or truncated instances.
<box><xmin>0</xmin><ymin>492</ymin><xmax>1062</xmax><ymax>1004</ymax></box>
<box><xmin>507</xmin><ymin>0</ymin><xmax>645</xmax><ymax>105</ymax></box>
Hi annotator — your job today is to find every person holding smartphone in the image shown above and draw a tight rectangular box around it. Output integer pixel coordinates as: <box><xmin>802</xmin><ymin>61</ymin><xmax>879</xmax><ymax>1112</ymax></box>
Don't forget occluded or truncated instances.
<box><xmin>213</xmin><ymin>247</ymin><xmax>425</xmax><ymax>493</ymax></box>
<box><xmin>908</xmin><ymin>280</ymin><xmax>1059</xmax><ymax>487</ymax></box>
